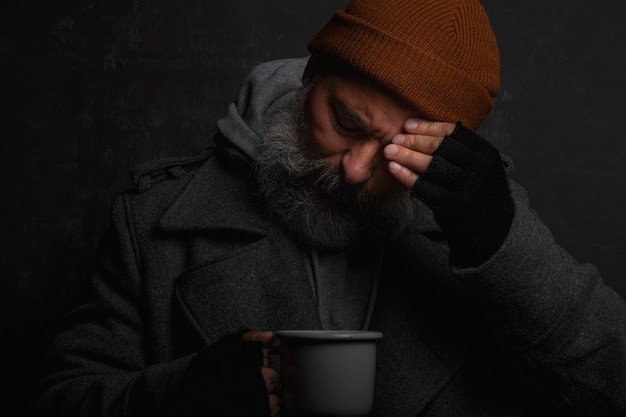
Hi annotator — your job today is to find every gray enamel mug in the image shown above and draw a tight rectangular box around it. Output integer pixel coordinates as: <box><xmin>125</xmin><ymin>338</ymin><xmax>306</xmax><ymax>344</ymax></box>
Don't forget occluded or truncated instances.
<box><xmin>275</xmin><ymin>330</ymin><xmax>383</xmax><ymax>417</ymax></box>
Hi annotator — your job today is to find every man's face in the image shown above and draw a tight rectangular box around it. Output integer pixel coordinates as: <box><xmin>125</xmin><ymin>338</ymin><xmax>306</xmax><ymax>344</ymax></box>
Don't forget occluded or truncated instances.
<box><xmin>304</xmin><ymin>70</ymin><xmax>416</xmax><ymax>199</ymax></box>
<box><xmin>255</xmin><ymin>70</ymin><xmax>417</xmax><ymax>249</ymax></box>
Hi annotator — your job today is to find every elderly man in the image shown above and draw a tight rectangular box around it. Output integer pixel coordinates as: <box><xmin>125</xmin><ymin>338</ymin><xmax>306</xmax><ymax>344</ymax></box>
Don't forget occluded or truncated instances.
<box><xmin>32</xmin><ymin>0</ymin><xmax>626</xmax><ymax>416</ymax></box>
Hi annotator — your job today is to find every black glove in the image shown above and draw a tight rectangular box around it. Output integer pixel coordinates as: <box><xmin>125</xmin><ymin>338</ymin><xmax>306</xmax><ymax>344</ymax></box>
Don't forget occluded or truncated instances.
<box><xmin>178</xmin><ymin>328</ymin><xmax>270</xmax><ymax>417</ymax></box>
<box><xmin>411</xmin><ymin>122</ymin><xmax>514</xmax><ymax>267</ymax></box>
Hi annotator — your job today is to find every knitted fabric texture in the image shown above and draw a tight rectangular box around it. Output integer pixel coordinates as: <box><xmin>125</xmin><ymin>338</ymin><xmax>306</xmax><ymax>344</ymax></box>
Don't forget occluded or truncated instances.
<box><xmin>307</xmin><ymin>0</ymin><xmax>500</xmax><ymax>131</ymax></box>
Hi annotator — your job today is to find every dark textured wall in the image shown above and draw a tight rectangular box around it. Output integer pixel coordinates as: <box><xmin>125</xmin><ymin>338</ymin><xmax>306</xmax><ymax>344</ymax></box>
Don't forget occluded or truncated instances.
<box><xmin>2</xmin><ymin>0</ymin><xmax>625</xmax><ymax>411</ymax></box>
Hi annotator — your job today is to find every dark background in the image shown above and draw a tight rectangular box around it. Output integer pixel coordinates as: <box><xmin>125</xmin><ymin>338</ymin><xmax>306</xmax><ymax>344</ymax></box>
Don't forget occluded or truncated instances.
<box><xmin>2</xmin><ymin>0</ymin><xmax>625</xmax><ymax>411</ymax></box>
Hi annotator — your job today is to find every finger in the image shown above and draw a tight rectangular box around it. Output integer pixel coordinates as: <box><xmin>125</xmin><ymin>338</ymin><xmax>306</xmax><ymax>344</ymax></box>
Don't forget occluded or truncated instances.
<box><xmin>404</xmin><ymin>118</ymin><xmax>456</xmax><ymax>137</ymax></box>
<box><xmin>242</xmin><ymin>330</ymin><xmax>275</xmax><ymax>346</ymax></box>
<box><xmin>385</xmin><ymin>139</ymin><xmax>434</xmax><ymax>174</ymax></box>
<box><xmin>388</xmin><ymin>160</ymin><xmax>419</xmax><ymax>190</ymax></box>
<box><xmin>393</xmin><ymin>132</ymin><xmax>442</xmax><ymax>156</ymax></box>
<box><xmin>242</xmin><ymin>331</ymin><xmax>276</xmax><ymax>367</ymax></box>
<box><xmin>268</xmin><ymin>393</ymin><xmax>282</xmax><ymax>417</ymax></box>
<box><xmin>261</xmin><ymin>366</ymin><xmax>281</xmax><ymax>393</ymax></box>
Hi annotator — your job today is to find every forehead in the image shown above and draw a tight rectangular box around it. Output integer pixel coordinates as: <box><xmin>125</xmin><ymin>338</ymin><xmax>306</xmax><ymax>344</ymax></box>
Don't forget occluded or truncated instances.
<box><xmin>315</xmin><ymin>70</ymin><xmax>417</xmax><ymax>125</ymax></box>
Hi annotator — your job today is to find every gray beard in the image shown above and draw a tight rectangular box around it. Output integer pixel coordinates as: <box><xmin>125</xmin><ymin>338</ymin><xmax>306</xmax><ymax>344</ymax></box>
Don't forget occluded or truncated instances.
<box><xmin>254</xmin><ymin>87</ymin><xmax>416</xmax><ymax>249</ymax></box>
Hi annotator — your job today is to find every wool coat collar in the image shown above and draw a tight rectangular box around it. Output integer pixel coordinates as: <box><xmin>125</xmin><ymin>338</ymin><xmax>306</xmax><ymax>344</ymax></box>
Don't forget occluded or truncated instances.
<box><xmin>158</xmin><ymin>155</ymin><xmax>269</xmax><ymax>235</ymax></box>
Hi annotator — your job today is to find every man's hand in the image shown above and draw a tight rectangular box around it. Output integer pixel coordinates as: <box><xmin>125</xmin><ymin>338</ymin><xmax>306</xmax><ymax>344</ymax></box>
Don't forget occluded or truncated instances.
<box><xmin>183</xmin><ymin>328</ymin><xmax>281</xmax><ymax>417</ymax></box>
<box><xmin>384</xmin><ymin>118</ymin><xmax>514</xmax><ymax>267</ymax></box>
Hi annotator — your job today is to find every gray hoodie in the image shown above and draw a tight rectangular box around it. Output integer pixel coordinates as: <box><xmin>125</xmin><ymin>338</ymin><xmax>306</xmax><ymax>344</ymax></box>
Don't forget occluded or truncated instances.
<box><xmin>215</xmin><ymin>57</ymin><xmax>308</xmax><ymax>164</ymax></box>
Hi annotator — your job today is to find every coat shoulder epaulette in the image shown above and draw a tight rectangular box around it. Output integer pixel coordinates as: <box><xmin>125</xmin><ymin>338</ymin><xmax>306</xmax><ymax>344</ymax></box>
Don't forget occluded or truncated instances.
<box><xmin>129</xmin><ymin>148</ymin><xmax>213</xmax><ymax>193</ymax></box>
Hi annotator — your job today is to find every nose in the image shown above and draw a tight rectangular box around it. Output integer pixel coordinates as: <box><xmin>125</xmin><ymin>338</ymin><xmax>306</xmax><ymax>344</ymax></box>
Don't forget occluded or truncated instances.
<box><xmin>340</xmin><ymin>140</ymin><xmax>381</xmax><ymax>185</ymax></box>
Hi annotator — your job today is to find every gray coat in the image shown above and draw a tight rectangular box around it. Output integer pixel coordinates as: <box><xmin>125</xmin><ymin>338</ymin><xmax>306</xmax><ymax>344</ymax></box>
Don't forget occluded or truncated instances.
<box><xmin>32</xmin><ymin>57</ymin><xmax>626</xmax><ymax>416</ymax></box>
<box><xmin>32</xmin><ymin>146</ymin><xmax>626</xmax><ymax>416</ymax></box>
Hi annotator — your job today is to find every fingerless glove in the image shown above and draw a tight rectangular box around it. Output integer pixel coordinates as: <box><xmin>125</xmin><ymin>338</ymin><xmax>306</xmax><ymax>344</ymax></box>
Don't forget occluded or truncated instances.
<box><xmin>179</xmin><ymin>328</ymin><xmax>270</xmax><ymax>417</ymax></box>
<box><xmin>411</xmin><ymin>122</ymin><xmax>514</xmax><ymax>267</ymax></box>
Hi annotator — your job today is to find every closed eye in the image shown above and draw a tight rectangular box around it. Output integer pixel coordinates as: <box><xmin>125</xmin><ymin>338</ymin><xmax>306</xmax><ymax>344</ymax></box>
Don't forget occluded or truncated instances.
<box><xmin>332</xmin><ymin>107</ymin><xmax>362</xmax><ymax>135</ymax></box>
<box><xmin>330</xmin><ymin>100</ymin><xmax>373</xmax><ymax>138</ymax></box>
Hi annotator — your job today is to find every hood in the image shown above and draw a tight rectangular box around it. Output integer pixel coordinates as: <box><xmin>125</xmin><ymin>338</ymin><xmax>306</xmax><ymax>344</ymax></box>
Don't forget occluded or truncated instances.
<box><xmin>215</xmin><ymin>56</ymin><xmax>310</xmax><ymax>164</ymax></box>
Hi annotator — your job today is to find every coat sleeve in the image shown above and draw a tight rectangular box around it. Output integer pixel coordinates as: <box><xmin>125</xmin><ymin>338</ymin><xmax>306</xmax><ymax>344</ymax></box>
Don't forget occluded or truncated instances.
<box><xmin>30</xmin><ymin>195</ymin><xmax>193</xmax><ymax>416</ymax></box>
<box><xmin>456</xmin><ymin>181</ymin><xmax>626</xmax><ymax>415</ymax></box>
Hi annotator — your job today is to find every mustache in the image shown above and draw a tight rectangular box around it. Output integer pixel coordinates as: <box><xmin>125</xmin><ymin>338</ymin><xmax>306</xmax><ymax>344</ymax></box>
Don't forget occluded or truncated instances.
<box><xmin>281</xmin><ymin>145</ymin><xmax>380</xmax><ymax>217</ymax></box>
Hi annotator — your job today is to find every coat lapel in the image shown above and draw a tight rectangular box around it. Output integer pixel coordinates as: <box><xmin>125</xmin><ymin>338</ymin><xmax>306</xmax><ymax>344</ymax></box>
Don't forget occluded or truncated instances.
<box><xmin>158</xmin><ymin>156</ymin><xmax>322</xmax><ymax>343</ymax></box>
<box><xmin>158</xmin><ymin>154</ymin><xmax>269</xmax><ymax>235</ymax></box>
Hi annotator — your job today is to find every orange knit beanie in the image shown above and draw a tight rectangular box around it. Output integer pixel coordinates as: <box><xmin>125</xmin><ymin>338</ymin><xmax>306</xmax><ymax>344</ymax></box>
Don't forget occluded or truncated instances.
<box><xmin>307</xmin><ymin>0</ymin><xmax>500</xmax><ymax>131</ymax></box>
